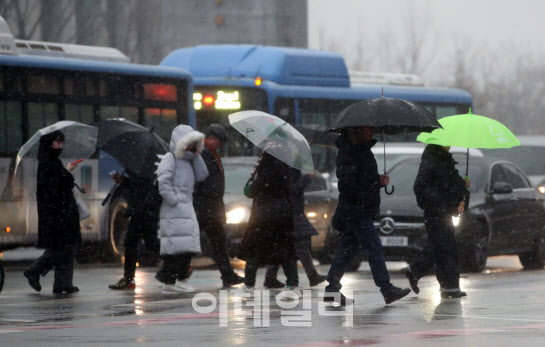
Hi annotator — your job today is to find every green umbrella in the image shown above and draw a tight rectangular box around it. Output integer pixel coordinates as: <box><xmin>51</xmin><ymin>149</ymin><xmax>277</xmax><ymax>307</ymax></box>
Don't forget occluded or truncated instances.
<box><xmin>417</xmin><ymin>108</ymin><xmax>520</xmax><ymax>176</ymax></box>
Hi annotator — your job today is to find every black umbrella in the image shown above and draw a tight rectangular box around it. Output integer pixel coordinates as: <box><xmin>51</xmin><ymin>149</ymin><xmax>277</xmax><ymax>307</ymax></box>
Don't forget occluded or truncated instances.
<box><xmin>294</xmin><ymin>124</ymin><xmax>339</xmax><ymax>148</ymax></box>
<box><xmin>328</xmin><ymin>96</ymin><xmax>441</xmax><ymax>194</ymax></box>
<box><xmin>96</xmin><ymin>119</ymin><xmax>169</xmax><ymax>204</ymax></box>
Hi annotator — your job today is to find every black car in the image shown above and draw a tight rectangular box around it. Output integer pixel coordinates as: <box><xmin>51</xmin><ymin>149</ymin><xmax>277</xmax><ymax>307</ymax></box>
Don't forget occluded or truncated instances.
<box><xmin>220</xmin><ymin>156</ymin><xmax>335</xmax><ymax>259</ymax></box>
<box><xmin>371</xmin><ymin>155</ymin><xmax>545</xmax><ymax>272</ymax></box>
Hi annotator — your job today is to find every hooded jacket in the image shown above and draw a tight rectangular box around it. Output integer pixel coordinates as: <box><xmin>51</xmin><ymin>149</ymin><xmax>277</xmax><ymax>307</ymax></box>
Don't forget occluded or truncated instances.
<box><xmin>332</xmin><ymin>134</ymin><xmax>382</xmax><ymax>231</ymax></box>
<box><xmin>156</xmin><ymin>125</ymin><xmax>208</xmax><ymax>255</ymax></box>
<box><xmin>413</xmin><ymin>144</ymin><xmax>469</xmax><ymax>216</ymax></box>
<box><xmin>36</xmin><ymin>131</ymin><xmax>81</xmax><ymax>249</ymax></box>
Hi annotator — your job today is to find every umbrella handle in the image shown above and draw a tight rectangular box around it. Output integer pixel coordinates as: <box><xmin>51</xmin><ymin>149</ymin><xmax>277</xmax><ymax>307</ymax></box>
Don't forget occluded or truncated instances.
<box><xmin>385</xmin><ymin>184</ymin><xmax>395</xmax><ymax>195</ymax></box>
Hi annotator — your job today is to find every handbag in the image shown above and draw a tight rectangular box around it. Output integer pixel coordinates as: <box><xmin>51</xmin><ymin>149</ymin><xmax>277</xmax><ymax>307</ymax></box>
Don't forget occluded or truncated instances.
<box><xmin>74</xmin><ymin>183</ymin><xmax>90</xmax><ymax>220</ymax></box>
<box><xmin>243</xmin><ymin>177</ymin><xmax>254</xmax><ymax>199</ymax></box>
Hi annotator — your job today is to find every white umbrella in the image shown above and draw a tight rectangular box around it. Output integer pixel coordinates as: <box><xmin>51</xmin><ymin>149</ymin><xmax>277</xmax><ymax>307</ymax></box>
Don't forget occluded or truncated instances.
<box><xmin>228</xmin><ymin>110</ymin><xmax>314</xmax><ymax>172</ymax></box>
<box><xmin>15</xmin><ymin>121</ymin><xmax>98</xmax><ymax>177</ymax></box>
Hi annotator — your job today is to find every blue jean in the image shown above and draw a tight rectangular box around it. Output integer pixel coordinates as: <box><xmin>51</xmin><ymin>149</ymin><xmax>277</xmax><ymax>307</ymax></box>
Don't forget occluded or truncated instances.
<box><xmin>325</xmin><ymin>217</ymin><xmax>392</xmax><ymax>293</ymax></box>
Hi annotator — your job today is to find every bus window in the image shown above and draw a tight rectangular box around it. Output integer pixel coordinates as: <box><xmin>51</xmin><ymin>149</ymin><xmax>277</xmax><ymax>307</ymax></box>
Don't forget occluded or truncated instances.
<box><xmin>0</xmin><ymin>73</ymin><xmax>3</xmax><ymax>91</ymax></box>
<box><xmin>274</xmin><ymin>98</ymin><xmax>296</xmax><ymax>123</ymax></box>
<box><xmin>299</xmin><ymin>99</ymin><xmax>329</xmax><ymax>126</ymax></box>
<box><xmin>436</xmin><ymin>105</ymin><xmax>459</xmax><ymax>119</ymax></box>
<box><xmin>65</xmin><ymin>104</ymin><xmax>95</xmax><ymax>124</ymax></box>
<box><xmin>64</xmin><ymin>77</ymin><xmax>74</xmax><ymax>95</ymax></box>
<box><xmin>28</xmin><ymin>102</ymin><xmax>59</xmax><ymax>136</ymax></box>
<box><xmin>27</xmin><ymin>74</ymin><xmax>60</xmax><ymax>94</ymax></box>
<box><xmin>100</xmin><ymin>106</ymin><xmax>138</xmax><ymax>122</ymax></box>
<box><xmin>145</xmin><ymin>108</ymin><xmax>177</xmax><ymax>141</ymax></box>
<box><xmin>0</xmin><ymin>101</ymin><xmax>23</xmax><ymax>153</ymax></box>
<box><xmin>3</xmin><ymin>73</ymin><xmax>22</xmax><ymax>93</ymax></box>
<box><xmin>144</xmin><ymin>84</ymin><xmax>177</xmax><ymax>102</ymax></box>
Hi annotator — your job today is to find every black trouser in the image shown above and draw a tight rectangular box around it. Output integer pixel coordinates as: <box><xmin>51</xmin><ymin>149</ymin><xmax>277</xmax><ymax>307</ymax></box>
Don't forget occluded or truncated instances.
<box><xmin>26</xmin><ymin>247</ymin><xmax>74</xmax><ymax>291</ymax></box>
<box><xmin>409</xmin><ymin>212</ymin><xmax>460</xmax><ymax>290</ymax></box>
<box><xmin>265</xmin><ymin>236</ymin><xmax>317</xmax><ymax>282</ymax></box>
<box><xmin>123</xmin><ymin>212</ymin><xmax>159</xmax><ymax>280</ymax></box>
<box><xmin>155</xmin><ymin>253</ymin><xmax>193</xmax><ymax>285</ymax></box>
<box><xmin>245</xmin><ymin>258</ymin><xmax>298</xmax><ymax>287</ymax></box>
<box><xmin>199</xmin><ymin>218</ymin><xmax>238</xmax><ymax>282</ymax></box>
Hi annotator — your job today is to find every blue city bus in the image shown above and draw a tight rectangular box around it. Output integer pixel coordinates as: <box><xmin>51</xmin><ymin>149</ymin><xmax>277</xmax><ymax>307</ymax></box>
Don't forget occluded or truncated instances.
<box><xmin>161</xmin><ymin>45</ymin><xmax>472</xmax><ymax>172</ymax></box>
<box><xmin>0</xmin><ymin>28</ymin><xmax>194</xmax><ymax>260</ymax></box>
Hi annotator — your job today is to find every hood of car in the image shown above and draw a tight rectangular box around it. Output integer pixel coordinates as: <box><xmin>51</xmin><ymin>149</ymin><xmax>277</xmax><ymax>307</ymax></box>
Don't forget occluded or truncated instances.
<box><xmin>379</xmin><ymin>194</ymin><xmax>422</xmax><ymax>218</ymax></box>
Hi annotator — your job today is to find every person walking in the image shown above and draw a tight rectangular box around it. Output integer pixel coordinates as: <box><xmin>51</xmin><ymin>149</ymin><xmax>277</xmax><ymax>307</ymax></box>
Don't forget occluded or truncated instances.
<box><xmin>108</xmin><ymin>170</ymin><xmax>161</xmax><ymax>290</ymax></box>
<box><xmin>238</xmin><ymin>152</ymin><xmax>300</xmax><ymax>295</ymax></box>
<box><xmin>405</xmin><ymin>144</ymin><xmax>470</xmax><ymax>299</ymax></box>
<box><xmin>193</xmin><ymin>124</ymin><xmax>244</xmax><ymax>288</ymax></box>
<box><xmin>154</xmin><ymin>125</ymin><xmax>208</xmax><ymax>294</ymax></box>
<box><xmin>23</xmin><ymin>130</ymin><xmax>81</xmax><ymax>295</ymax></box>
<box><xmin>263</xmin><ymin>168</ymin><xmax>326</xmax><ymax>289</ymax></box>
<box><xmin>324</xmin><ymin>126</ymin><xmax>410</xmax><ymax>306</ymax></box>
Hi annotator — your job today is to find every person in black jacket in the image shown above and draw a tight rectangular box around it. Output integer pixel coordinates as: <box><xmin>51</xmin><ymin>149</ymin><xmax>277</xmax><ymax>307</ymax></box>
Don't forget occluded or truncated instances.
<box><xmin>324</xmin><ymin>126</ymin><xmax>410</xmax><ymax>306</ymax></box>
<box><xmin>263</xmin><ymin>168</ymin><xmax>327</xmax><ymax>288</ymax></box>
<box><xmin>23</xmin><ymin>130</ymin><xmax>81</xmax><ymax>295</ymax></box>
<box><xmin>193</xmin><ymin>124</ymin><xmax>244</xmax><ymax>287</ymax></box>
<box><xmin>108</xmin><ymin>170</ymin><xmax>161</xmax><ymax>290</ymax></box>
<box><xmin>238</xmin><ymin>152</ymin><xmax>299</xmax><ymax>294</ymax></box>
<box><xmin>406</xmin><ymin>144</ymin><xmax>470</xmax><ymax>299</ymax></box>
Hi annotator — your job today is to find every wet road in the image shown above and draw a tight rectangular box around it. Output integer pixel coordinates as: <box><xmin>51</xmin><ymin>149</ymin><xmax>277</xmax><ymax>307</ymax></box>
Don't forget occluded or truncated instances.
<box><xmin>1</xmin><ymin>256</ymin><xmax>544</xmax><ymax>346</ymax></box>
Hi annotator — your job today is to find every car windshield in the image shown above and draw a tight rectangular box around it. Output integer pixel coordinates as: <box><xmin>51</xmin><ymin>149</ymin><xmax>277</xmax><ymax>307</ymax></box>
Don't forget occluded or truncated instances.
<box><xmin>482</xmin><ymin>146</ymin><xmax>545</xmax><ymax>176</ymax></box>
<box><xmin>388</xmin><ymin>158</ymin><xmax>483</xmax><ymax>194</ymax></box>
<box><xmin>224</xmin><ymin>164</ymin><xmax>252</xmax><ymax>195</ymax></box>
<box><xmin>374</xmin><ymin>153</ymin><xmax>423</xmax><ymax>172</ymax></box>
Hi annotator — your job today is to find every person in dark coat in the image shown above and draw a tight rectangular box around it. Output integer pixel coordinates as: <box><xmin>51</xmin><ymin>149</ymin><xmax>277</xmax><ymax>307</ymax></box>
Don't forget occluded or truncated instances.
<box><xmin>238</xmin><ymin>152</ymin><xmax>299</xmax><ymax>293</ymax></box>
<box><xmin>108</xmin><ymin>170</ymin><xmax>161</xmax><ymax>290</ymax></box>
<box><xmin>263</xmin><ymin>168</ymin><xmax>327</xmax><ymax>288</ymax></box>
<box><xmin>193</xmin><ymin>124</ymin><xmax>244</xmax><ymax>287</ymax></box>
<box><xmin>406</xmin><ymin>144</ymin><xmax>470</xmax><ymax>299</ymax></box>
<box><xmin>324</xmin><ymin>126</ymin><xmax>410</xmax><ymax>306</ymax></box>
<box><xmin>23</xmin><ymin>130</ymin><xmax>81</xmax><ymax>295</ymax></box>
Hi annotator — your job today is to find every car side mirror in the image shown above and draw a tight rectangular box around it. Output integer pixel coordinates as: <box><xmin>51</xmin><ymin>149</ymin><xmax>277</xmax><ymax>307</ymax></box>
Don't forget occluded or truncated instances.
<box><xmin>491</xmin><ymin>181</ymin><xmax>513</xmax><ymax>194</ymax></box>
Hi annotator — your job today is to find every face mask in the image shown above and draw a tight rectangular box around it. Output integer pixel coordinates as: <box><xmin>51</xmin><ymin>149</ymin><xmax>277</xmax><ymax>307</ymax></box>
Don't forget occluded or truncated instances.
<box><xmin>51</xmin><ymin>148</ymin><xmax>63</xmax><ymax>157</ymax></box>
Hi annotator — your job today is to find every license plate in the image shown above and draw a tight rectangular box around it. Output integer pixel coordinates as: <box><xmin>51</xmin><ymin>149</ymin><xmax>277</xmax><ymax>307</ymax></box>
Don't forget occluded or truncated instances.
<box><xmin>380</xmin><ymin>236</ymin><xmax>408</xmax><ymax>247</ymax></box>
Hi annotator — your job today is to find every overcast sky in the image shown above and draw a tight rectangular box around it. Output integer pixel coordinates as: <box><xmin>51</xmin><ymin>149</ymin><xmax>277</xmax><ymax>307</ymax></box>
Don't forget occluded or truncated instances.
<box><xmin>308</xmin><ymin>0</ymin><xmax>545</xmax><ymax>62</ymax></box>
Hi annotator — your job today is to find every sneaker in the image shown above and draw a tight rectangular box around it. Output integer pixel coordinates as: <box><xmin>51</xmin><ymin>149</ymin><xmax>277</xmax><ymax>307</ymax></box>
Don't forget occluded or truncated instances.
<box><xmin>174</xmin><ymin>279</ymin><xmax>196</xmax><ymax>293</ymax></box>
<box><xmin>263</xmin><ymin>278</ymin><xmax>285</xmax><ymax>289</ymax></box>
<box><xmin>241</xmin><ymin>284</ymin><xmax>255</xmax><ymax>294</ymax></box>
<box><xmin>441</xmin><ymin>290</ymin><xmax>467</xmax><ymax>299</ymax></box>
<box><xmin>161</xmin><ymin>284</ymin><xmax>178</xmax><ymax>294</ymax></box>
<box><xmin>53</xmin><ymin>286</ymin><xmax>79</xmax><ymax>295</ymax></box>
<box><xmin>323</xmin><ymin>291</ymin><xmax>353</xmax><ymax>306</ymax></box>
<box><xmin>383</xmin><ymin>285</ymin><xmax>411</xmax><ymax>304</ymax></box>
<box><xmin>108</xmin><ymin>277</ymin><xmax>135</xmax><ymax>290</ymax></box>
<box><xmin>223</xmin><ymin>275</ymin><xmax>245</xmax><ymax>288</ymax></box>
<box><xmin>284</xmin><ymin>286</ymin><xmax>302</xmax><ymax>298</ymax></box>
<box><xmin>23</xmin><ymin>270</ymin><xmax>41</xmax><ymax>292</ymax></box>
<box><xmin>405</xmin><ymin>268</ymin><xmax>420</xmax><ymax>294</ymax></box>
<box><xmin>308</xmin><ymin>273</ymin><xmax>327</xmax><ymax>287</ymax></box>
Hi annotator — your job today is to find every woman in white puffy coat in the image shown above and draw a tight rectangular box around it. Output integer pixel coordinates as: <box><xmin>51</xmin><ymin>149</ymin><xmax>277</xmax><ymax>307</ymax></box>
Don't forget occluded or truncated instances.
<box><xmin>155</xmin><ymin>125</ymin><xmax>208</xmax><ymax>294</ymax></box>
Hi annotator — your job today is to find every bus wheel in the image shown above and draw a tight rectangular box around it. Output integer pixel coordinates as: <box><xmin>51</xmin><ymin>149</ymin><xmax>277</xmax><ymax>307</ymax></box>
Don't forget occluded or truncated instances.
<box><xmin>108</xmin><ymin>196</ymin><xmax>130</xmax><ymax>263</ymax></box>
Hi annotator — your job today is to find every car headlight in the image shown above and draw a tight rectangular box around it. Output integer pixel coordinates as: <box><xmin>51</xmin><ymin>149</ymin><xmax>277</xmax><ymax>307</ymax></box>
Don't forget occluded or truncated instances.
<box><xmin>452</xmin><ymin>216</ymin><xmax>461</xmax><ymax>227</ymax></box>
<box><xmin>539</xmin><ymin>186</ymin><xmax>545</xmax><ymax>194</ymax></box>
<box><xmin>226</xmin><ymin>207</ymin><xmax>249</xmax><ymax>224</ymax></box>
